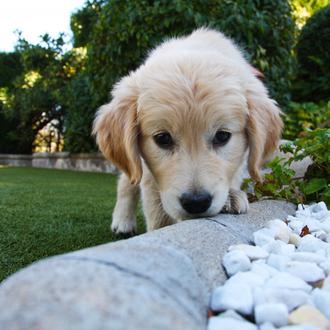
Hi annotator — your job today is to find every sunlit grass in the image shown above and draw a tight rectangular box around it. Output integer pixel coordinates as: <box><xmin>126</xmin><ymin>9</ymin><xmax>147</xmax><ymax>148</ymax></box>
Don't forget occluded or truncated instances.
<box><xmin>0</xmin><ymin>167</ymin><xmax>145</xmax><ymax>282</ymax></box>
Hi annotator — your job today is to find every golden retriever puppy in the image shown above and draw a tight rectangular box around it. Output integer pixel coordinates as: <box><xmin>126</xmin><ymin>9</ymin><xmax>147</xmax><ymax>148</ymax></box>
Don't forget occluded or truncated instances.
<box><xmin>93</xmin><ymin>28</ymin><xmax>282</xmax><ymax>235</ymax></box>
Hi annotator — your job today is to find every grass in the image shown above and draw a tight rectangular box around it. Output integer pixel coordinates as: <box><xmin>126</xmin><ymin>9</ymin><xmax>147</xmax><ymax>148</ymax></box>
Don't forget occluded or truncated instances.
<box><xmin>0</xmin><ymin>167</ymin><xmax>145</xmax><ymax>282</ymax></box>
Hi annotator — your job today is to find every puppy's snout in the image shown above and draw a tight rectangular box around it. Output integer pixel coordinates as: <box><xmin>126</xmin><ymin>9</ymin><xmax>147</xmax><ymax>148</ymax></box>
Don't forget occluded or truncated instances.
<box><xmin>180</xmin><ymin>191</ymin><xmax>212</xmax><ymax>214</ymax></box>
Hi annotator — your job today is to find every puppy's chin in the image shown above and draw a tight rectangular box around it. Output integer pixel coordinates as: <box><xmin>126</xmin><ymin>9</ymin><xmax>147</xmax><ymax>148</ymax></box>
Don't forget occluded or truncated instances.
<box><xmin>160</xmin><ymin>189</ymin><xmax>229</xmax><ymax>220</ymax></box>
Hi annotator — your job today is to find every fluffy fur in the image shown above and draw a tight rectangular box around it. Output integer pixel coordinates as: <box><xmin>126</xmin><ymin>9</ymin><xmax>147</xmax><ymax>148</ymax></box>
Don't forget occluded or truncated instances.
<box><xmin>93</xmin><ymin>28</ymin><xmax>282</xmax><ymax>234</ymax></box>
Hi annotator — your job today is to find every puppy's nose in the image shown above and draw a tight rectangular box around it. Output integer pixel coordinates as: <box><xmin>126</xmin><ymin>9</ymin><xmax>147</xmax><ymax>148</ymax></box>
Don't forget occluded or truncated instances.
<box><xmin>180</xmin><ymin>191</ymin><xmax>212</xmax><ymax>214</ymax></box>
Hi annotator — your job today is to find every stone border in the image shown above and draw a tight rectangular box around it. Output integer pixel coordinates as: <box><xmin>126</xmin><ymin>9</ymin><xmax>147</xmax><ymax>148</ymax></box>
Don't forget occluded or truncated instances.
<box><xmin>0</xmin><ymin>153</ymin><xmax>117</xmax><ymax>173</ymax></box>
<box><xmin>0</xmin><ymin>154</ymin><xmax>32</xmax><ymax>167</ymax></box>
<box><xmin>0</xmin><ymin>200</ymin><xmax>295</xmax><ymax>330</ymax></box>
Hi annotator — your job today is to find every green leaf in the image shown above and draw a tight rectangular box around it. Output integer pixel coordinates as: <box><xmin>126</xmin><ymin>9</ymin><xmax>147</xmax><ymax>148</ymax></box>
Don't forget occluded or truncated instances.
<box><xmin>322</xmin><ymin>186</ymin><xmax>330</xmax><ymax>197</ymax></box>
<box><xmin>304</xmin><ymin>178</ymin><xmax>327</xmax><ymax>195</ymax></box>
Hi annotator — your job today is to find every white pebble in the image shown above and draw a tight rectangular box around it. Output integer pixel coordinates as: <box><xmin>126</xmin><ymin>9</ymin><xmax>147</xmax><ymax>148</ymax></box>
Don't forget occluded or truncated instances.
<box><xmin>222</xmin><ymin>250</ymin><xmax>251</xmax><ymax>276</ymax></box>
<box><xmin>323</xmin><ymin>276</ymin><xmax>330</xmax><ymax>290</ymax></box>
<box><xmin>315</xmin><ymin>211</ymin><xmax>330</xmax><ymax>222</ymax></box>
<box><xmin>259</xmin><ymin>323</ymin><xmax>276</xmax><ymax>330</ymax></box>
<box><xmin>267</xmin><ymin>219</ymin><xmax>292</xmax><ymax>243</ymax></box>
<box><xmin>207</xmin><ymin>316</ymin><xmax>257</xmax><ymax>330</ymax></box>
<box><xmin>251</xmin><ymin>262</ymin><xmax>278</xmax><ymax>279</ymax></box>
<box><xmin>319</xmin><ymin>260</ymin><xmax>330</xmax><ymax>276</ymax></box>
<box><xmin>253</xmin><ymin>228</ymin><xmax>276</xmax><ymax>246</ymax></box>
<box><xmin>319</xmin><ymin>221</ymin><xmax>330</xmax><ymax>233</ymax></box>
<box><xmin>267</xmin><ymin>254</ymin><xmax>290</xmax><ymax>271</ymax></box>
<box><xmin>265</xmin><ymin>273</ymin><xmax>312</xmax><ymax>293</ymax></box>
<box><xmin>298</xmin><ymin>235</ymin><xmax>326</xmax><ymax>253</ymax></box>
<box><xmin>289</xmin><ymin>220</ymin><xmax>304</xmax><ymax>234</ymax></box>
<box><xmin>283</xmin><ymin>261</ymin><xmax>325</xmax><ymax>282</ymax></box>
<box><xmin>326</xmin><ymin>233</ymin><xmax>330</xmax><ymax>243</ymax></box>
<box><xmin>288</xmin><ymin>304</ymin><xmax>330</xmax><ymax>330</ymax></box>
<box><xmin>291</xmin><ymin>251</ymin><xmax>326</xmax><ymax>264</ymax></box>
<box><xmin>255</xmin><ymin>303</ymin><xmax>288</xmax><ymax>327</ymax></box>
<box><xmin>227</xmin><ymin>271</ymin><xmax>266</xmax><ymax>288</ymax></box>
<box><xmin>311</xmin><ymin>202</ymin><xmax>327</xmax><ymax>213</ymax></box>
<box><xmin>317</xmin><ymin>249</ymin><xmax>326</xmax><ymax>257</ymax></box>
<box><xmin>264</xmin><ymin>240</ymin><xmax>296</xmax><ymax>255</ymax></box>
<box><xmin>211</xmin><ymin>282</ymin><xmax>254</xmax><ymax>315</ymax></box>
<box><xmin>314</xmin><ymin>230</ymin><xmax>327</xmax><ymax>241</ymax></box>
<box><xmin>254</xmin><ymin>287</ymin><xmax>309</xmax><ymax>312</ymax></box>
<box><xmin>228</xmin><ymin>244</ymin><xmax>269</xmax><ymax>260</ymax></box>
<box><xmin>217</xmin><ymin>309</ymin><xmax>245</xmax><ymax>321</ymax></box>
<box><xmin>302</xmin><ymin>218</ymin><xmax>322</xmax><ymax>233</ymax></box>
<box><xmin>286</xmin><ymin>214</ymin><xmax>298</xmax><ymax>222</ymax></box>
<box><xmin>207</xmin><ymin>201</ymin><xmax>330</xmax><ymax>330</ymax></box>
<box><xmin>278</xmin><ymin>325</ymin><xmax>315</xmax><ymax>330</ymax></box>
<box><xmin>289</xmin><ymin>233</ymin><xmax>301</xmax><ymax>247</ymax></box>
<box><xmin>311</xmin><ymin>288</ymin><xmax>330</xmax><ymax>319</ymax></box>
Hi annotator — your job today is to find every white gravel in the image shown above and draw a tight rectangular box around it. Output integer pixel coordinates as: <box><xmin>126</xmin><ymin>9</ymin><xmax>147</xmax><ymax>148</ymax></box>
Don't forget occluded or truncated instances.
<box><xmin>208</xmin><ymin>202</ymin><xmax>330</xmax><ymax>330</ymax></box>
<box><xmin>255</xmin><ymin>303</ymin><xmax>288</xmax><ymax>327</ymax></box>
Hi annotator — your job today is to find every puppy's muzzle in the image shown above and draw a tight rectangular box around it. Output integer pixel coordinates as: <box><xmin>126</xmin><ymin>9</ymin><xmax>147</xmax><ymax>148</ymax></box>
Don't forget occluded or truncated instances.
<box><xmin>179</xmin><ymin>191</ymin><xmax>212</xmax><ymax>214</ymax></box>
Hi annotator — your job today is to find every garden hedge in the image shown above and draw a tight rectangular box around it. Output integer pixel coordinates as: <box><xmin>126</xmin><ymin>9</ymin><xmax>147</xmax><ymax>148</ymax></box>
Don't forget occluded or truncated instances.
<box><xmin>293</xmin><ymin>5</ymin><xmax>330</xmax><ymax>102</ymax></box>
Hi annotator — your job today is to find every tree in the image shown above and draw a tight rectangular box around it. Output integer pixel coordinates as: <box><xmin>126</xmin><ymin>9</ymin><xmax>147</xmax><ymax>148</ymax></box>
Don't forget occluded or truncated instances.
<box><xmin>0</xmin><ymin>34</ymin><xmax>86</xmax><ymax>153</ymax></box>
<box><xmin>87</xmin><ymin>0</ymin><xmax>296</xmax><ymax>110</ymax></box>
<box><xmin>70</xmin><ymin>0</ymin><xmax>105</xmax><ymax>48</ymax></box>
<box><xmin>290</xmin><ymin>0</ymin><xmax>329</xmax><ymax>28</ymax></box>
<box><xmin>292</xmin><ymin>5</ymin><xmax>330</xmax><ymax>102</ymax></box>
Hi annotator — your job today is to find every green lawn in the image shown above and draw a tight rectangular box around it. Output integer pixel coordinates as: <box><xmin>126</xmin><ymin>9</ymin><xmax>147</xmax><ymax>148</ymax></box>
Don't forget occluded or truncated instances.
<box><xmin>0</xmin><ymin>167</ymin><xmax>145</xmax><ymax>282</ymax></box>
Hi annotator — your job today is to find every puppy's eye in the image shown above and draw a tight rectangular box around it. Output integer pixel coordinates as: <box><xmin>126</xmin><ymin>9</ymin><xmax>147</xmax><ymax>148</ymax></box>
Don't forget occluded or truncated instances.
<box><xmin>212</xmin><ymin>130</ymin><xmax>231</xmax><ymax>147</ymax></box>
<box><xmin>153</xmin><ymin>132</ymin><xmax>174</xmax><ymax>149</ymax></box>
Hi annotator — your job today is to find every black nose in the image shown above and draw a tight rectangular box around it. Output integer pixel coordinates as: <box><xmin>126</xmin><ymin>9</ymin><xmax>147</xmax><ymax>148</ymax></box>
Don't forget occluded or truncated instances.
<box><xmin>180</xmin><ymin>191</ymin><xmax>212</xmax><ymax>214</ymax></box>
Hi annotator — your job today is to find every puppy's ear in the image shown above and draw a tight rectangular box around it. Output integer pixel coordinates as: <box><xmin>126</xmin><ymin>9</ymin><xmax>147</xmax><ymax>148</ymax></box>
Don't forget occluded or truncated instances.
<box><xmin>93</xmin><ymin>75</ymin><xmax>142</xmax><ymax>185</ymax></box>
<box><xmin>246</xmin><ymin>82</ymin><xmax>283</xmax><ymax>182</ymax></box>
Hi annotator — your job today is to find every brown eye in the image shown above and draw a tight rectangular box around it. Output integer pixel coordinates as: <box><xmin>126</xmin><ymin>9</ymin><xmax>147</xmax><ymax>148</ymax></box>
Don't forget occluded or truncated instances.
<box><xmin>153</xmin><ymin>132</ymin><xmax>174</xmax><ymax>149</ymax></box>
<box><xmin>213</xmin><ymin>130</ymin><xmax>231</xmax><ymax>147</ymax></box>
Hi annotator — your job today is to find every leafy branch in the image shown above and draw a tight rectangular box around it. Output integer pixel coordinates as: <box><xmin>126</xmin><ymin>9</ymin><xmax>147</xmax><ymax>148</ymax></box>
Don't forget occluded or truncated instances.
<box><xmin>243</xmin><ymin>128</ymin><xmax>330</xmax><ymax>207</ymax></box>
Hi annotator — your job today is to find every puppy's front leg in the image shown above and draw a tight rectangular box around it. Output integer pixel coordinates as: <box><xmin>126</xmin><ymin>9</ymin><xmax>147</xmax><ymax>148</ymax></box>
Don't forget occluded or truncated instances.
<box><xmin>222</xmin><ymin>189</ymin><xmax>249</xmax><ymax>214</ymax></box>
<box><xmin>141</xmin><ymin>172</ymin><xmax>175</xmax><ymax>231</ymax></box>
<box><xmin>111</xmin><ymin>173</ymin><xmax>139</xmax><ymax>235</ymax></box>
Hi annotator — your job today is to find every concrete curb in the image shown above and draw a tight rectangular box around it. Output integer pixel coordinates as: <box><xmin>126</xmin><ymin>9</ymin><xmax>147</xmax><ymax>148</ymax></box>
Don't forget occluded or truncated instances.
<box><xmin>0</xmin><ymin>200</ymin><xmax>295</xmax><ymax>330</ymax></box>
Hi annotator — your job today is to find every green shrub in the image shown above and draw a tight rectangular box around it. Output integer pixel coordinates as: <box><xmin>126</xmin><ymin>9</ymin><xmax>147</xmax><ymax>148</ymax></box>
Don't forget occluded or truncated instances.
<box><xmin>283</xmin><ymin>101</ymin><xmax>330</xmax><ymax>140</ymax></box>
<box><xmin>63</xmin><ymin>73</ymin><xmax>96</xmax><ymax>152</ymax></box>
<box><xmin>292</xmin><ymin>5</ymin><xmax>330</xmax><ymax>102</ymax></box>
<box><xmin>87</xmin><ymin>0</ymin><xmax>295</xmax><ymax>109</ymax></box>
<box><xmin>244</xmin><ymin>129</ymin><xmax>330</xmax><ymax>207</ymax></box>
<box><xmin>0</xmin><ymin>52</ymin><xmax>23</xmax><ymax>89</ymax></box>
<box><xmin>246</xmin><ymin>73</ymin><xmax>330</xmax><ymax>205</ymax></box>
<box><xmin>0</xmin><ymin>101</ymin><xmax>22</xmax><ymax>154</ymax></box>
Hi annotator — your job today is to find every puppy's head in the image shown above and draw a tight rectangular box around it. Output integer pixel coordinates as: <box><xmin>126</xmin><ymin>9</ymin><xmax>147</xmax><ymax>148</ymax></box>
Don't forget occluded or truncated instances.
<box><xmin>93</xmin><ymin>55</ymin><xmax>282</xmax><ymax>220</ymax></box>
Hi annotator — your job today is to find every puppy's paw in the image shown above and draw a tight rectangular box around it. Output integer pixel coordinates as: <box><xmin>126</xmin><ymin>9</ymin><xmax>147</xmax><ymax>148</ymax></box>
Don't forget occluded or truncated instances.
<box><xmin>111</xmin><ymin>215</ymin><xmax>137</xmax><ymax>236</ymax></box>
<box><xmin>222</xmin><ymin>189</ymin><xmax>249</xmax><ymax>214</ymax></box>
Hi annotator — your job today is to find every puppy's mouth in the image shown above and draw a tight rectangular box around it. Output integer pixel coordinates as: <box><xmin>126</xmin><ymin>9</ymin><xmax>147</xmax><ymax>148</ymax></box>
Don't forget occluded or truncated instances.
<box><xmin>178</xmin><ymin>205</ymin><xmax>224</xmax><ymax>220</ymax></box>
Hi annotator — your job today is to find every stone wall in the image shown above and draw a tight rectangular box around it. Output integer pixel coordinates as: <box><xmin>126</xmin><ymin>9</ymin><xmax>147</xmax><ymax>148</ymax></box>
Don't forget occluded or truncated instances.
<box><xmin>0</xmin><ymin>154</ymin><xmax>32</xmax><ymax>167</ymax></box>
<box><xmin>0</xmin><ymin>153</ymin><xmax>117</xmax><ymax>174</ymax></box>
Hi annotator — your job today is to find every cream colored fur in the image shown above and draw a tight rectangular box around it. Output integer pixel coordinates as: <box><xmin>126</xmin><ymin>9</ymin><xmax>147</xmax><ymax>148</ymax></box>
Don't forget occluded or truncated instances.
<box><xmin>93</xmin><ymin>28</ymin><xmax>283</xmax><ymax>234</ymax></box>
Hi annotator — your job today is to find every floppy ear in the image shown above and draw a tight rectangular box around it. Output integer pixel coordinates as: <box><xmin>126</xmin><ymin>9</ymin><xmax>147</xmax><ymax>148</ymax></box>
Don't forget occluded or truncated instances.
<box><xmin>246</xmin><ymin>82</ymin><xmax>283</xmax><ymax>182</ymax></box>
<box><xmin>93</xmin><ymin>75</ymin><xmax>142</xmax><ymax>185</ymax></box>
